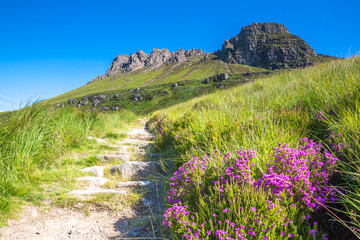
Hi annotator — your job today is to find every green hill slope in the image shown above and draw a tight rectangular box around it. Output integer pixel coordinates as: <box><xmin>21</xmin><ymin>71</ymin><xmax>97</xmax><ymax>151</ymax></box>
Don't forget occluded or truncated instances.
<box><xmin>48</xmin><ymin>55</ymin><xmax>268</xmax><ymax>106</ymax></box>
<box><xmin>148</xmin><ymin>56</ymin><xmax>360</xmax><ymax>239</ymax></box>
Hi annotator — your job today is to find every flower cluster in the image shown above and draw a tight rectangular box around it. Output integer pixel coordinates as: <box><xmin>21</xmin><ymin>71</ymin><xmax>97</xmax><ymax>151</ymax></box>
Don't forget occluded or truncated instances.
<box><xmin>254</xmin><ymin>138</ymin><xmax>338</xmax><ymax>209</ymax></box>
<box><xmin>163</xmin><ymin>138</ymin><xmax>338</xmax><ymax>239</ymax></box>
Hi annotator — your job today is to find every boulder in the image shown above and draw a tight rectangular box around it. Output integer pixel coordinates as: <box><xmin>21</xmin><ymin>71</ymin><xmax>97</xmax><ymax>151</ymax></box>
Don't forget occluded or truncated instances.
<box><xmin>131</xmin><ymin>93</ymin><xmax>143</xmax><ymax>102</ymax></box>
<box><xmin>219</xmin><ymin>73</ymin><xmax>229</xmax><ymax>81</ymax></box>
<box><xmin>68</xmin><ymin>98</ymin><xmax>76</xmax><ymax>104</ymax></box>
<box><xmin>92</xmin><ymin>99</ymin><xmax>101</xmax><ymax>106</ymax></box>
<box><xmin>203</xmin><ymin>78</ymin><xmax>210</xmax><ymax>84</ymax></box>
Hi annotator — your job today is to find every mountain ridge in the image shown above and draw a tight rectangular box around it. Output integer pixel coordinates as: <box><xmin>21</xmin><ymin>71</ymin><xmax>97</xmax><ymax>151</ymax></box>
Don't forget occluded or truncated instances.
<box><xmin>91</xmin><ymin>22</ymin><xmax>335</xmax><ymax>83</ymax></box>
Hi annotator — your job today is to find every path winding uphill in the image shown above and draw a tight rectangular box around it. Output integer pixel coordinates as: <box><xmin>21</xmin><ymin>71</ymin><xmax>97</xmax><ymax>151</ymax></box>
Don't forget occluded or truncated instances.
<box><xmin>0</xmin><ymin>122</ymin><xmax>166</xmax><ymax>240</ymax></box>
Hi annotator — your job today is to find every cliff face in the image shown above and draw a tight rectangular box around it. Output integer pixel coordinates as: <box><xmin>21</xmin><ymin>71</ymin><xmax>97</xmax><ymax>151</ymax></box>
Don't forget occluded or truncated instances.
<box><xmin>219</xmin><ymin>22</ymin><xmax>317</xmax><ymax>69</ymax></box>
<box><xmin>93</xmin><ymin>48</ymin><xmax>206</xmax><ymax>81</ymax></box>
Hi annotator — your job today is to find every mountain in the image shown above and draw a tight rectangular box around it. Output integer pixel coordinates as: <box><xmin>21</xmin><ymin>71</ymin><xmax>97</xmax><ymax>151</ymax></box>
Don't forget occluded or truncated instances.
<box><xmin>92</xmin><ymin>49</ymin><xmax>207</xmax><ymax>83</ymax></box>
<box><xmin>218</xmin><ymin>22</ymin><xmax>318</xmax><ymax>69</ymax></box>
<box><xmin>48</xmin><ymin>22</ymin><xmax>336</xmax><ymax>110</ymax></box>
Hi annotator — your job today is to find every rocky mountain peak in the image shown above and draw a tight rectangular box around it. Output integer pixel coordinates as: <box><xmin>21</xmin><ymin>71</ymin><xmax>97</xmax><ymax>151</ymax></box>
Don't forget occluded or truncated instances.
<box><xmin>240</xmin><ymin>22</ymin><xmax>289</xmax><ymax>36</ymax></box>
<box><xmin>219</xmin><ymin>22</ymin><xmax>316</xmax><ymax>69</ymax></box>
<box><xmin>93</xmin><ymin>48</ymin><xmax>205</xmax><ymax>81</ymax></box>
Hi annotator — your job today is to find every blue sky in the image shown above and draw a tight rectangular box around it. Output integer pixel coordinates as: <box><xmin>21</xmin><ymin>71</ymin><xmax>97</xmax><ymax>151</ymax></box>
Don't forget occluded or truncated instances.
<box><xmin>0</xmin><ymin>0</ymin><xmax>359</xmax><ymax>112</ymax></box>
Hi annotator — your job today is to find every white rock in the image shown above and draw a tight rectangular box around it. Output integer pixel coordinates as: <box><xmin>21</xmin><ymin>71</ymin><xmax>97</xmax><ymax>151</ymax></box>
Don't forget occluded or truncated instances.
<box><xmin>76</xmin><ymin>177</ymin><xmax>109</xmax><ymax>187</ymax></box>
<box><xmin>116</xmin><ymin>181</ymin><xmax>151</xmax><ymax>188</ymax></box>
<box><xmin>80</xmin><ymin>166</ymin><xmax>106</xmax><ymax>177</ymax></box>
<box><xmin>68</xmin><ymin>189</ymin><xmax>127</xmax><ymax>195</ymax></box>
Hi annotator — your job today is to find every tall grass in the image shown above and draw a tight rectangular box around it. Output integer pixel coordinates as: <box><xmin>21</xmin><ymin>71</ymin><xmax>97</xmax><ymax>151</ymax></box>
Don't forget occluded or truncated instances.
<box><xmin>0</xmin><ymin>104</ymin><xmax>136</xmax><ymax>223</ymax></box>
<box><xmin>149</xmin><ymin>56</ymin><xmax>360</xmax><ymax>239</ymax></box>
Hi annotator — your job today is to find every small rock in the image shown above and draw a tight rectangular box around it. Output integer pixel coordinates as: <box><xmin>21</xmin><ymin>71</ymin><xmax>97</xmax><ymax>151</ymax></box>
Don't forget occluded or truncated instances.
<box><xmin>92</xmin><ymin>99</ymin><xmax>101</xmax><ymax>106</ymax></box>
<box><xmin>111</xmin><ymin>106</ymin><xmax>119</xmax><ymax>111</ymax></box>
<box><xmin>219</xmin><ymin>73</ymin><xmax>229</xmax><ymax>81</ymax></box>
<box><xmin>80</xmin><ymin>166</ymin><xmax>106</xmax><ymax>177</ymax></box>
<box><xmin>171</xmin><ymin>83</ymin><xmax>178</xmax><ymax>87</ymax></box>
<box><xmin>203</xmin><ymin>78</ymin><xmax>210</xmax><ymax>84</ymax></box>
<box><xmin>116</xmin><ymin>181</ymin><xmax>151</xmax><ymax>188</ymax></box>
<box><xmin>131</xmin><ymin>93</ymin><xmax>142</xmax><ymax>102</ymax></box>
<box><xmin>68</xmin><ymin>98</ymin><xmax>76</xmax><ymax>104</ymax></box>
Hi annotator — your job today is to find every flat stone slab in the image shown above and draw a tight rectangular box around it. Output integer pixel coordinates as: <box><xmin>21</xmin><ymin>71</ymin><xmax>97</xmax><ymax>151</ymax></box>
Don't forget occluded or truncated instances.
<box><xmin>117</xmin><ymin>139</ymin><xmax>149</xmax><ymax>146</ymax></box>
<box><xmin>103</xmin><ymin>151</ymin><xmax>128</xmax><ymax>155</ymax></box>
<box><xmin>116</xmin><ymin>181</ymin><xmax>151</xmax><ymax>188</ymax></box>
<box><xmin>68</xmin><ymin>189</ymin><xmax>127</xmax><ymax>195</ymax></box>
<box><xmin>106</xmin><ymin>145</ymin><xmax>129</xmax><ymax>152</ymax></box>
<box><xmin>86</xmin><ymin>136</ymin><xmax>108</xmax><ymax>143</ymax></box>
<box><xmin>76</xmin><ymin>177</ymin><xmax>109</xmax><ymax>187</ymax></box>
<box><xmin>80</xmin><ymin>166</ymin><xmax>106</xmax><ymax>177</ymax></box>
<box><xmin>127</xmin><ymin>128</ymin><xmax>154</xmax><ymax>141</ymax></box>
<box><xmin>110</xmin><ymin>161</ymin><xmax>159</xmax><ymax>180</ymax></box>
<box><xmin>97</xmin><ymin>154</ymin><xmax>131</xmax><ymax>162</ymax></box>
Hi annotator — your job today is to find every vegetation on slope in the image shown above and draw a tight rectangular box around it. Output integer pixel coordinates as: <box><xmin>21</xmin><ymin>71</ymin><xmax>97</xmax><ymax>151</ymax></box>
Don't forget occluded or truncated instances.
<box><xmin>48</xmin><ymin>55</ymin><xmax>266</xmax><ymax>104</ymax></box>
<box><xmin>147</xmin><ymin>56</ymin><xmax>360</xmax><ymax>239</ymax></box>
<box><xmin>0</xmin><ymin>104</ymin><xmax>136</xmax><ymax>225</ymax></box>
<box><xmin>0</xmin><ymin>52</ymin><xmax>356</xmax><ymax>239</ymax></box>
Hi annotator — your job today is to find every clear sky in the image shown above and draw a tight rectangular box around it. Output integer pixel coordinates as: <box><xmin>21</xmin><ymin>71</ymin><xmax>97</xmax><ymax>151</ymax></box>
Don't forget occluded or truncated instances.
<box><xmin>1</xmin><ymin>0</ymin><xmax>359</xmax><ymax>112</ymax></box>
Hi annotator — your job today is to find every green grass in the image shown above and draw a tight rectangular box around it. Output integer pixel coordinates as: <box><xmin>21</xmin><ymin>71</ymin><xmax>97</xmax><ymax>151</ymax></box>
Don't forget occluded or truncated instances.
<box><xmin>0</xmin><ymin>104</ymin><xmax>137</xmax><ymax>225</ymax></box>
<box><xmin>148</xmin><ymin>56</ymin><xmax>360</xmax><ymax>239</ymax></box>
<box><xmin>47</xmin><ymin>55</ymin><xmax>266</xmax><ymax>104</ymax></box>
<box><xmin>0</xmin><ymin>52</ymin><xmax>353</xmax><ymax>238</ymax></box>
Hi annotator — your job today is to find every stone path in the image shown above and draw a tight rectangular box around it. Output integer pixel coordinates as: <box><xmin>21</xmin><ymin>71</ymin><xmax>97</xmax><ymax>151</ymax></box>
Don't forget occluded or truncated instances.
<box><xmin>0</xmin><ymin>123</ymin><xmax>166</xmax><ymax>240</ymax></box>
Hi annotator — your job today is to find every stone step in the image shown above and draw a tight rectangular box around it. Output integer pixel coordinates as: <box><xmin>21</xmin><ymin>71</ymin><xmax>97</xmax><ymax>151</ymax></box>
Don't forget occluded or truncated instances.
<box><xmin>76</xmin><ymin>176</ymin><xmax>109</xmax><ymax>187</ymax></box>
<box><xmin>117</xmin><ymin>139</ymin><xmax>151</xmax><ymax>146</ymax></box>
<box><xmin>116</xmin><ymin>181</ymin><xmax>151</xmax><ymax>188</ymax></box>
<box><xmin>127</xmin><ymin>128</ymin><xmax>155</xmax><ymax>141</ymax></box>
<box><xmin>68</xmin><ymin>189</ymin><xmax>127</xmax><ymax>195</ymax></box>
<box><xmin>97</xmin><ymin>154</ymin><xmax>131</xmax><ymax>162</ymax></box>
<box><xmin>110</xmin><ymin>161</ymin><xmax>159</xmax><ymax>180</ymax></box>
<box><xmin>106</xmin><ymin>145</ymin><xmax>129</xmax><ymax>152</ymax></box>
<box><xmin>103</xmin><ymin>151</ymin><xmax>128</xmax><ymax>155</ymax></box>
<box><xmin>80</xmin><ymin>166</ymin><xmax>106</xmax><ymax>177</ymax></box>
<box><xmin>86</xmin><ymin>136</ymin><xmax>108</xmax><ymax>143</ymax></box>
<box><xmin>129</xmin><ymin>134</ymin><xmax>154</xmax><ymax>141</ymax></box>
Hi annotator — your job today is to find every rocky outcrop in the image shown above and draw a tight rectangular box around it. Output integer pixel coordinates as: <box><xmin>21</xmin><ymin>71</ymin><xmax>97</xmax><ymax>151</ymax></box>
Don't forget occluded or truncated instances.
<box><xmin>218</xmin><ymin>22</ymin><xmax>317</xmax><ymax>69</ymax></box>
<box><xmin>93</xmin><ymin>48</ymin><xmax>205</xmax><ymax>81</ymax></box>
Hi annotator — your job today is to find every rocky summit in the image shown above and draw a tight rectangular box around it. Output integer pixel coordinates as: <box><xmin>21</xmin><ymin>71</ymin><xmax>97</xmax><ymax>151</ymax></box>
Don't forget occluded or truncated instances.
<box><xmin>93</xmin><ymin>48</ymin><xmax>206</xmax><ymax>81</ymax></box>
<box><xmin>92</xmin><ymin>22</ymin><xmax>332</xmax><ymax>82</ymax></box>
<box><xmin>218</xmin><ymin>22</ymin><xmax>317</xmax><ymax>69</ymax></box>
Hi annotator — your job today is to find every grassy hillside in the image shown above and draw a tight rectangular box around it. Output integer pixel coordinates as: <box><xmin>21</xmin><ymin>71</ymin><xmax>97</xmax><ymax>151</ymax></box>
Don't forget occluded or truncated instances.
<box><xmin>1</xmin><ymin>52</ymin><xmax>356</xmax><ymax>239</ymax></box>
<box><xmin>0</xmin><ymin>105</ymin><xmax>137</xmax><ymax>225</ymax></box>
<box><xmin>48</xmin><ymin>55</ymin><xmax>267</xmax><ymax>104</ymax></box>
<box><xmin>147</xmin><ymin>56</ymin><xmax>360</xmax><ymax>239</ymax></box>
